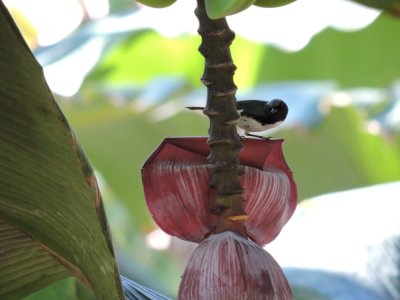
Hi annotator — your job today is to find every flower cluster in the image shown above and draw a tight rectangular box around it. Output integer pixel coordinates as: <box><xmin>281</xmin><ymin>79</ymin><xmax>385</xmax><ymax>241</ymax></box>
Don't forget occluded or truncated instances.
<box><xmin>142</xmin><ymin>137</ymin><xmax>297</xmax><ymax>299</ymax></box>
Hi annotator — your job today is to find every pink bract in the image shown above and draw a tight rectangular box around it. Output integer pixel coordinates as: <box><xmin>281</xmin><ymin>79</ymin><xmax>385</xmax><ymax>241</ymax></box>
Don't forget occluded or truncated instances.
<box><xmin>178</xmin><ymin>231</ymin><xmax>293</xmax><ymax>300</ymax></box>
<box><xmin>141</xmin><ymin>137</ymin><xmax>297</xmax><ymax>245</ymax></box>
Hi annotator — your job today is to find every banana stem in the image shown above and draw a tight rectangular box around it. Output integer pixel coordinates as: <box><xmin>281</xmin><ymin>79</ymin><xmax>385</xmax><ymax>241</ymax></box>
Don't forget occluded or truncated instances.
<box><xmin>194</xmin><ymin>0</ymin><xmax>246</xmax><ymax>235</ymax></box>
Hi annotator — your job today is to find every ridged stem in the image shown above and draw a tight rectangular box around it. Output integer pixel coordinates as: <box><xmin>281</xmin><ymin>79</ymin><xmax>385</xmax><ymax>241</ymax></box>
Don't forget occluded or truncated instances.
<box><xmin>195</xmin><ymin>0</ymin><xmax>246</xmax><ymax>234</ymax></box>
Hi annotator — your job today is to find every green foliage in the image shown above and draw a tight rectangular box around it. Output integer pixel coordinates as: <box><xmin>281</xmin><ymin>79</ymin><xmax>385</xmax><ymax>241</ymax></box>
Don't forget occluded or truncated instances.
<box><xmin>135</xmin><ymin>0</ymin><xmax>177</xmax><ymax>9</ymax></box>
<box><xmin>254</xmin><ymin>0</ymin><xmax>297</xmax><ymax>8</ymax></box>
<box><xmin>91</xmin><ymin>14</ymin><xmax>400</xmax><ymax>90</ymax></box>
<box><xmin>90</xmin><ymin>31</ymin><xmax>264</xmax><ymax>89</ymax></box>
<box><xmin>280</xmin><ymin>107</ymin><xmax>400</xmax><ymax>199</ymax></box>
<box><xmin>63</xmin><ymin>99</ymin><xmax>208</xmax><ymax>229</ymax></box>
<box><xmin>0</xmin><ymin>220</ymin><xmax>70</xmax><ymax>299</ymax></box>
<box><xmin>257</xmin><ymin>14</ymin><xmax>400</xmax><ymax>88</ymax></box>
<box><xmin>24</xmin><ymin>278</ymin><xmax>95</xmax><ymax>300</ymax></box>
<box><xmin>90</xmin><ymin>31</ymin><xmax>202</xmax><ymax>87</ymax></box>
<box><xmin>0</xmin><ymin>3</ymin><xmax>124</xmax><ymax>299</ymax></box>
<box><xmin>205</xmin><ymin>0</ymin><xmax>255</xmax><ymax>19</ymax></box>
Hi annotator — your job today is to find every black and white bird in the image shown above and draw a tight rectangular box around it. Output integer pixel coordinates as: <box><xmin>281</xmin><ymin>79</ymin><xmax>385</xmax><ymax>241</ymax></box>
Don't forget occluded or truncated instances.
<box><xmin>188</xmin><ymin>99</ymin><xmax>288</xmax><ymax>138</ymax></box>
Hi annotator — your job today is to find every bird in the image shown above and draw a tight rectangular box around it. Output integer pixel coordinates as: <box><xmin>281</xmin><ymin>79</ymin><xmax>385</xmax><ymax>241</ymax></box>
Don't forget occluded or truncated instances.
<box><xmin>187</xmin><ymin>99</ymin><xmax>288</xmax><ymax>138</ymax></box>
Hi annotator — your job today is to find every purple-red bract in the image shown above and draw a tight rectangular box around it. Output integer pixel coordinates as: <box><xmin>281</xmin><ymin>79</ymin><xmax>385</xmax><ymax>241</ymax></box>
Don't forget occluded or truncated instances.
<box><xmin>178</xmin><ymin>231</ymin><xmax>293</xmax><ymax>300</ymax></box>
<box><xmin>141</xmin><ymin>137</ymin><xmax>297</xmax><ymax>245</ymax></box>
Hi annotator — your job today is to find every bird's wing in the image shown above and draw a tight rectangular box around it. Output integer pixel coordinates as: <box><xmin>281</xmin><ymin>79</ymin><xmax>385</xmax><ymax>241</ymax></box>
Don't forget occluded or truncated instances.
<box><xmin>236</xmin><ymin>100</ymin><xmax>268</xmax><ymax>117</ymax></box>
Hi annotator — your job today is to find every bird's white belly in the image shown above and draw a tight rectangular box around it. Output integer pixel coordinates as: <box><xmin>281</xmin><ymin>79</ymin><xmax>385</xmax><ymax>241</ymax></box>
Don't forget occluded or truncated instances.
<box><xmin>237</xmin><ymin>117</ymin><xmax>282</xmax><ymax>133</ymax></box>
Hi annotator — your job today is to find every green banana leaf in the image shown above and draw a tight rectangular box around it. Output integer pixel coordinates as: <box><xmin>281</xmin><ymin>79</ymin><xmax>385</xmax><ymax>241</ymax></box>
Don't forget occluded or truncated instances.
<box><xmin>0</xmin><ymin>2</ymin><xmax>124</xmax><ymax>299</ymax></box>
<box><xmin>24</xmin><ymin>278</ymin><xmax>95</xmax><ymax>300</ymax></box>
<box><xmin>0</xmin><ymin>221</ymin><xmax>71</xmax><ymax>299</ymax></box>
<box><xmin>205</xmin><ymin>0</ymin><xmax>255</xmax><ymax>19</ymax></box>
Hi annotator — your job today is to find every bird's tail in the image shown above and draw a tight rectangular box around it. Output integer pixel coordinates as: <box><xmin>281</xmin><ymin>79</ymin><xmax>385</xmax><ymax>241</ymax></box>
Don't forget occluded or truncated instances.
<box><xmin>186</xmin><ymin>106</ymin><xmax>204</xmax><ymax>110</ymax></box>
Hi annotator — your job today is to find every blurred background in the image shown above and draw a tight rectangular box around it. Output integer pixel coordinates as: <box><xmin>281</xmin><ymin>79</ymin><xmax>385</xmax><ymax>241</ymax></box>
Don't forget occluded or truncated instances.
<box><xmin>4</xmin><ymin>0</ymin><xmax>400</xmax><ymax>298</ymax></box>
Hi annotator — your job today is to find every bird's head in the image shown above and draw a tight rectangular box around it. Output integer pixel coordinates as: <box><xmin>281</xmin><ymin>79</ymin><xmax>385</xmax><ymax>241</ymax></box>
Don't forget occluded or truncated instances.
<box><xmin>266</xmin><ymin>99</ymin><xmax>288</xmax><ymax>121</ymax></box>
